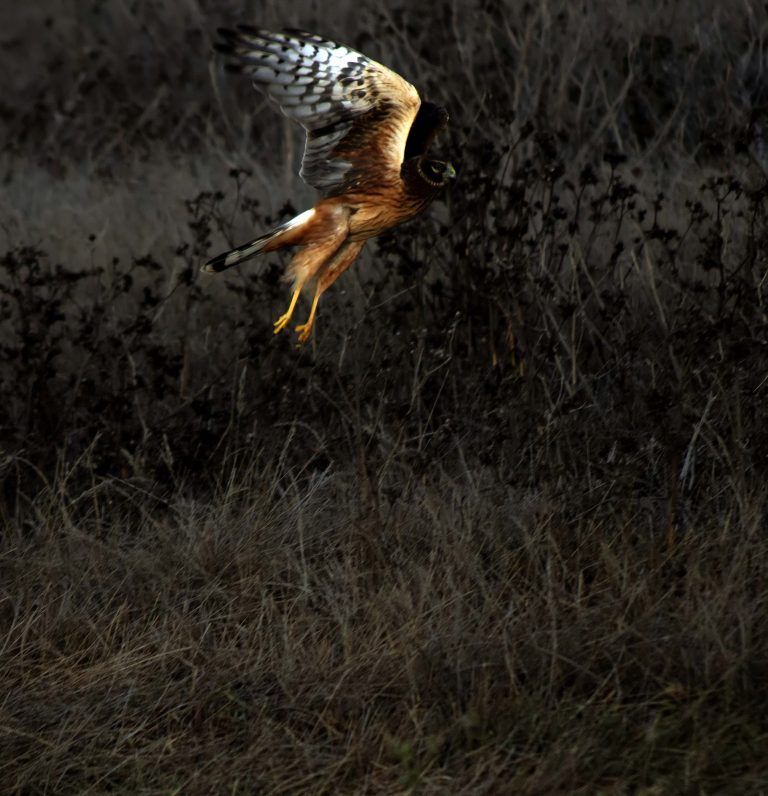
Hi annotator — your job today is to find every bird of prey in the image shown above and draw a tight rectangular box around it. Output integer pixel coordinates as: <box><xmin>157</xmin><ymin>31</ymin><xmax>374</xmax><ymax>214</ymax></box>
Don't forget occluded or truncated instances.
<box><xmin>203</xmin><ymin>26</ymin><xmax>454</xmax><ymax>344</ymax></box>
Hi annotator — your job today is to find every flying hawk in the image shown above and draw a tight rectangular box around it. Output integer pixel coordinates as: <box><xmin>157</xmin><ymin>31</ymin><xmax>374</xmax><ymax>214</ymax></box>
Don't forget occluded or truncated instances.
<box><xmin>204</xmin><ymin>27</ymin><xmax>454</xmax><ymax>344</ymax></box>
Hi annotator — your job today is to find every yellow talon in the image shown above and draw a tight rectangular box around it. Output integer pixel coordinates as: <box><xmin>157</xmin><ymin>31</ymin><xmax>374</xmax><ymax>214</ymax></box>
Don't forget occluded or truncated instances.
<box><xmin>295</xmin><ymin>284</ymin><xmax>321</xmax><ymax>345</ymax></box>
<box><xmin>295</xmin><ymin>321</ymin><xmax>314</xmax><ymax>344</ymax></box>
<box><xmin>273</xmin><ymin>313</ymin><xmax>292</xmax><ymax>334</ymax></box>
<box><xmin>273</xmin><ymin>283</ymin><xmax>303</xmax><ymax>335</ymax></box>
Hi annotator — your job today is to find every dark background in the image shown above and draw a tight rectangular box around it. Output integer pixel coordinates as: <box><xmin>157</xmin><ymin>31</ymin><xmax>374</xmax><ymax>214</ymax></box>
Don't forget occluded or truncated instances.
<box><xmin>2</xmin><ymin>1</ymin><xmax>768</xmax><ymax>792</ymax></box>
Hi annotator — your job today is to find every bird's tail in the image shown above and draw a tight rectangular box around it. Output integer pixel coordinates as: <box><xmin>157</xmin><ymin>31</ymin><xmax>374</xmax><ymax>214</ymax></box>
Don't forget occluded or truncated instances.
<box><xmin>201</xmin><ymin>208</ymin><xmax>316</xmax><ymax>274</ymax></box>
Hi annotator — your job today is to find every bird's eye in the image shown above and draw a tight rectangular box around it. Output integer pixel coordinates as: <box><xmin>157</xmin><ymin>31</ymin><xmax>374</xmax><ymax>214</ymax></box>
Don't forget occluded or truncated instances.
<box><xmin>427</xmin><ymin>163</ymin><xmax>441</xmax><ymax>177</ymax></box>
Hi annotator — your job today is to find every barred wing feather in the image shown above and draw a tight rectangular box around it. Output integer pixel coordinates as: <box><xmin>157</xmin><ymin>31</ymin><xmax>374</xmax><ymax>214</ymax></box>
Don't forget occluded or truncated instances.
<box><xmin>215</xmin><ymin>27</ymin><xmax>421</xmax><ymax>196</ymax></box>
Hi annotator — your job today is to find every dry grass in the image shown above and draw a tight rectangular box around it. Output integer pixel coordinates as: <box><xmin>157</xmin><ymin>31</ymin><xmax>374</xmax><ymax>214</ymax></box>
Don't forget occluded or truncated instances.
<box><xmin>3</xmin><ymin>0</ymin><xmax>768</xmax><ymax>792</ymax></box>
<box><xmin>4</xmin><ymin>464</ymin><xmax>768</xmax><ymax>793</ymax></box>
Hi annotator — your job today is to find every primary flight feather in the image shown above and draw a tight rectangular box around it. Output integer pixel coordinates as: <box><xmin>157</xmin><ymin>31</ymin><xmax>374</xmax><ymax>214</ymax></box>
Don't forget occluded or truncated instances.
<box><xmin>204</xmin><ymin>26</ymin><xmax>454</xmax><ymax>344</ymax></box>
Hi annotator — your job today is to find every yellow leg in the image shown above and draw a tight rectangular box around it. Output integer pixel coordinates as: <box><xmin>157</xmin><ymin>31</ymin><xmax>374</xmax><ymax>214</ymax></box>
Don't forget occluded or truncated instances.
<box><xmin>295</xmin><ymin>284</ymin><xmax>321</xmax><ymax>344</ymax></box>
<box><xmin>273</xmin><ymin>282</ymin><xmax>303</xmax><ymax>334</ymax></box>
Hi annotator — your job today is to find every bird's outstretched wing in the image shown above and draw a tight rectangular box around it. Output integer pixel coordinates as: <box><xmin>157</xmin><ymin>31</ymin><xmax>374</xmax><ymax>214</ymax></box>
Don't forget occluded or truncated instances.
<box><xmin>215</xmin><ymin>27</ymin><xmax>422</xmax><ymax>196</ymax></box>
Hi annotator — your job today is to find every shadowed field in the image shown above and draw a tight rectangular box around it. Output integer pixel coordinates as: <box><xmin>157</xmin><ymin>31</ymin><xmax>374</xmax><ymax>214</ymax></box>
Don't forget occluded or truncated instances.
<box><xmin>2</xmin><ymin>0</ymin><xmax>768</xmax><ymax>792</ymax></box>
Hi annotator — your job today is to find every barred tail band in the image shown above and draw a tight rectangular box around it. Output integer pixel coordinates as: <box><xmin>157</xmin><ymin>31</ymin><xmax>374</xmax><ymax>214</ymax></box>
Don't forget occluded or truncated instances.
<box><xmin>201</xmin><ymin>208</ymin><xmax>316</xmax><ymax>274</ymax></box>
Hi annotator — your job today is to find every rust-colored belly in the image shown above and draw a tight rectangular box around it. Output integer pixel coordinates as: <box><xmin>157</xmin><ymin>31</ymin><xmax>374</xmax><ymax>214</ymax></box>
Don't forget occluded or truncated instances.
<box><xmin>345</xmin><ymin>188</ymin><xmax>429</xmax><ymax>242</ymax></box>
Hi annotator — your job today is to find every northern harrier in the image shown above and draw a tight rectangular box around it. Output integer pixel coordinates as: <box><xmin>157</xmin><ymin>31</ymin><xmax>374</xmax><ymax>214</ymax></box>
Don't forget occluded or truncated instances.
<box><xmin>203</xmin><ymin>27</ymin><xmax>454</xmax><ymax>344</ymax></box>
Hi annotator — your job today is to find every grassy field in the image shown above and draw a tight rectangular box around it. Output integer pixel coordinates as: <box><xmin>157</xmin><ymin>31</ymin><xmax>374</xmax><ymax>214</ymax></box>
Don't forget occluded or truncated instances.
<box><xmin>2</xmin><ymin>0</ymin><xmax>768</xmax><ymax>792</ymax></box>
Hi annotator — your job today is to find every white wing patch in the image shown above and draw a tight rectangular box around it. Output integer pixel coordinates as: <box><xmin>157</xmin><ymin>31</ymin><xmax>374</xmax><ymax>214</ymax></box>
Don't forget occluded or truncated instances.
<box><xmin>284</xmin><ymin>207</ymin><xmax>315</xmax><ymax>229</ymax></box>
